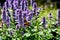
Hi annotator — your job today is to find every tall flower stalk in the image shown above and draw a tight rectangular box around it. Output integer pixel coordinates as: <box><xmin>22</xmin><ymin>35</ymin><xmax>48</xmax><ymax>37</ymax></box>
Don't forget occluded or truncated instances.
<box><xmin>2</xmin><ymin>0</ymin><xmax>40</xmax><ymax>28</ymax></box>
<box><xmin>30</xmin><ymin>0</ymin><xmax>35</xmax><ymax>6</ymax></box>
<box><xmin>57</xmin><ymin>9</ymin><xmax>60</xmax><ymax>26</ymax></box>
<box><xmin>42</xmin><ymin>17</ymin><xmax>47</xmax><ymax>28</ymax></box>
<box><xmin>2</xmin><ymin>10</ymin><xmax>6</xmax><ymax>23</ymax></box>
<box><xmin>6</xmin><ymin>0</ymin><xmax>12</xmax><ymax>9</ymax></box>
<box><xmin>32</xmin><ymin>2</ymin><xmax>39</xmax><ymax>16</ymax></box>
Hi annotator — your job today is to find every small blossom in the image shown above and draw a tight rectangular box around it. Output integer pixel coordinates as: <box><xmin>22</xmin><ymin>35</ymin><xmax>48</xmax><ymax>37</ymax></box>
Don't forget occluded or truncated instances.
<box><xmin>58</xmin><ymin>9</ymin><xmax>60</xmax><ymax>17</ymax></box>
<box><xmin>48</xmin><ymin>13</ymin><xmax>52</xmax><ymax>18</ymax></box>
<box><xmin>56</xmin><ymin>9</ymin><xmax>60</xmax><ymax>26</ymax></box>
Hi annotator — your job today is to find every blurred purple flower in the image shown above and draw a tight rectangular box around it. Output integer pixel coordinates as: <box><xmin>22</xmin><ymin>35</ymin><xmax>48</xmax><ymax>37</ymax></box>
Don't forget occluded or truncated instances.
<box><xmin>58</xmin><ymin>9</ymin><xmax>60</xmax><ymax>18</ymax></box>
<box><xmin>22</xmin><ymin>2</ymin><xmax>25</xmax><ymax>11</ymax></box>
<box><xmin>48</xmin><ymin>13</ymin><xmax>53</xmax><ymax>18</ymax></box>
<box><xmin>13</xmin><ymin>9</ymin><xmax>20</xmax><ymax>24</ymax></box>
<box><xmin>13</xmin><ymin>0</ymin><xmax>18</xmax><ymax>10</ymax></box>
<box><xmin>3</xmin><ymin>2</ymin><xmax>7</xmax><ymax>11</ymax></box>
<box><xmin>32</xmin><ymin>2</ymin><xmax>37</xmax><ymax>16</ymax></box>
<box><xmin>6</xmin><ymin>0</ymin><xmax>12</xmax><ymax>8</ymax></box>
<box><xmin>30</xmin><ymin>0</ymin><xmax>35</xmax><ymax>6</ymax></box>
<box><xmin>28</xmin><ymin>12</ymin><xmax>33</xmax><ymax>21</ymax></box>
<box><xmin>42</xmin><ymin>17</ymin><xmax>46</xmax><ymax>27</ymax></box>
<box><xmin>2</xmin><ymin>0</ymin><xmax>39</xmax><ymax>28</ymax></box>
<box><xmin>17</xmin><ymin>9</ymin><xmax>22</xmax><ymax>24</ymax></box>
<box><xmin>56</xmin><ymin>9</ymin><xmax>60</xmax><ymax>26</ymax></box>
<box><xmin>25</xmin><ymin>0</ymin><xmax>28</xmax><ymax>10</ymax></box>
<box><xmin>2</xmin><ymin>10</ymin><xmax>6</xmax><ymax>23</ymax></box>
<box><xmin>33</xmin><ymin>2</ymin><xmax>37</xmax><ymax>9</ymax></box>
<box><xmin>20</xmin><ymin>0</ymin><xmax>28</xmax><ymax>11</ymax></box>
<box><xmin>26</xmin><ymin>10</ymin><xmax>33</xmax><ymax>21</ymax></box>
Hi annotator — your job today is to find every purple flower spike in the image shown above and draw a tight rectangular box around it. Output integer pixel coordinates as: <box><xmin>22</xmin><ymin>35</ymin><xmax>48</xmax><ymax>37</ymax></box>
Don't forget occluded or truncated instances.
<box><xmin>21</xmin><ymin>12</ymin><xmax>25</xmax><ymax>28</ymax></box>
<box><xmin>58</xmin><ymin>9</ymin><xmax>60</xmax><ymax>17</ymax></box>
<box><xmin>56</xmin><ymin>9</ymin><xmax>60</xmax><ymax>26</ymax></box>
<box><xmin>32</xmin><ymin>2</ymin><xmax>37</xmax><ymax>16</ymax></box>
<box><xmin>6</xmin><ymin>0</ymin><xmax>12</xmax><ymax>8</ymax></box>
<box><xmin>16</xmin><ymin>9</ymin><xmax>22</xmax><ymax>24</ymax></box>
<box><xmin>22</xmin><ymin>19</ymin><xmax>24</xmax><ymax>28</ymax></box>
<box><xmin>42</xmin><ymin>17</ymin><xmax>46</xmax><ymax>28</ymax></box>
<box><xmin>16</xmin><ymin>24</ymin><xmax>20</xmax><ymax>29</ymax></box>
<box><xmin>13</xmin><ymin>0</ymin><xmax>18</xmax><ymax>10</ymax></box>
<box><xmin>21</xmin><ymin>1</ymin><xmax>27</xmax><ymax>11</ymax></box>
<box><xmin>28</xmin><ymin>12</ymin><xmax>33</xmax><ymax>21</ymax></box>
<box><xmin>30</xmin><ymin>0</ymin><xmax>35</xmax><ymax>6</ymax></box>
<box><xmin>2</xmin><ymin>10</ymin><xmax>6</xmax><ymax>23</ymax></box>
<box><xmin>3</xmin><ymin>2</ymin><xmax>7</xmax><ymax>11</ymax></box>
<box><xmin>13</xmin><ymin>9</ymin><xmax>18</xmax><ymax>20</ymax></box>
<box><xmin>6</xmin><ymin>16</ymin><xmax>10</xmax><ymax>27</ymax></box>
<box><xmin>33</xmin><ymin>2</ymin><xmax>37</xmax><ymax>9</ymax></box>
<box><xmin>22</xmin><ymin>2</ymin><xmax>25</xmax><ymax>11</ymax></box>
<box><xmin>57</xmin><ymin>9</ymin><xmax>60</xmax><ymax>21</ymax></box>
<box><xmin>24</xmin><ymin>1</ymin><xmax>28</xmax><ymax>11</ymax></box>
<box><xmin>22</xmin><ymin>11</ymin><xmax>27</xmax><ymax>18</ymax></box>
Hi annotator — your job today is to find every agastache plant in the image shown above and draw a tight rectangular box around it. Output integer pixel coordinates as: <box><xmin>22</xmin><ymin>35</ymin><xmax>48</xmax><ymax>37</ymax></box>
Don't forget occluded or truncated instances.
<box><xmin>3</xmin><ymin>2</ymin><xmax>7</xmax><ymax>11</ymax></box>
<box><xmin>30</xmin><ymin>0</ymin><xmax>35</xmax><ymax>6</ymax></box>
<box><xmin>18</xmin><ymin>9</ymin><xmax>22</xmax><ymax>25</ymax></box>
<box><xmin>6</xmin><ymin>0</ymin><xmax>12</xmax><ymax>9</ymax></box>
<box><xmin>20</xmin><ymin>0</ymin><xmax>28</xmax><ymax>11</ymax></box>
<box><xmin>2</xmin><ymin>0</ymin><xmax>40</xmax><ymax>28</ymax></box>
<box><xmin>32</xmin><ymin>2</ymin><xmax>40</xmax><ymax>16</ymax></box>
<box><xmin>13</xmin><ymin>0</ymin><xmax>18</xmax><ymax>10</ymax></box>
<box><xmin>33</xmin><ymin>2</ymin><xmax>37</xmax><ymax>9</ymax></box>
<box><xmin>42</xmin><ymin>17</ymin><xmax>47</xmax><ymax>28</ymax></box>
<box><xmin>2</xmin><ymin>2</ymin><xmax>8</xmax><ymax>23</ymax></box>
<box><xmin>2</xmin><ymin>9</ymin><xmax>6</xmax><ymax>23</ymax></box>
<box><xmin>57</xmin><ymin>9</ymin><xmax>60</xmax><ymax>26</ymax></box>
<box><xmin>24</xmin><ymin>0</ymin><xmax>28</xmax><ymax>11</ymax></box>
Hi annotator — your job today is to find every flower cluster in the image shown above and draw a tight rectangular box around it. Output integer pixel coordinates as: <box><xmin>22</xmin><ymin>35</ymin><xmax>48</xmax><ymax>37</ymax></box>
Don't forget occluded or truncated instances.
<box><xmin>2</xmin><ymin>0</ymin><xmax>40</xmax><ymax>28</ymax></box>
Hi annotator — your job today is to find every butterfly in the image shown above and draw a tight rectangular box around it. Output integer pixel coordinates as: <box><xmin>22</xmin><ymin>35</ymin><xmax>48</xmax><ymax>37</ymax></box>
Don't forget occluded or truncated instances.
<box><xmin>24</xmin><ymin>18</ymin><xmax>30</xmax><ymax>26</ymax></box>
